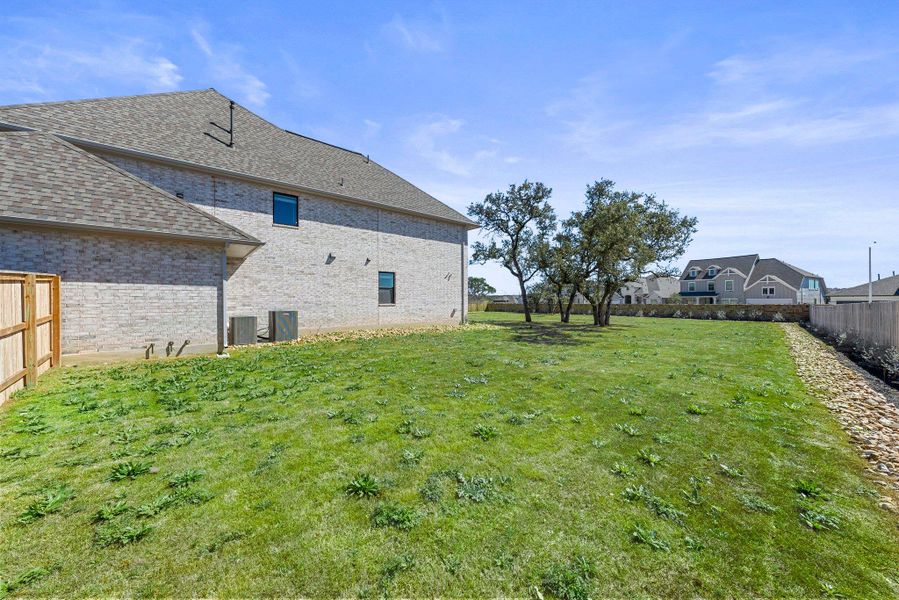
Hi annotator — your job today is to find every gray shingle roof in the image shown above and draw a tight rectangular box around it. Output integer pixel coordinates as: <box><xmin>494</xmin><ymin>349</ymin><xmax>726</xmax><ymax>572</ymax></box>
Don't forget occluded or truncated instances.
<box><xmin>746</xmin><ymin>258</ymin><xmax>823</xmax><ymax>290</ymax></box>
<box><xmin>0</xmin><ymin>131</ymin><xmax>261</xmax><ymax>248</ymax></box>
<box><xmin>0</xmin><ymin>89</ymin><xmax>476</xmax><ymax>227</ymax></box>
<box><xmin>681</xmin><ymin>254</ymin><xmax>759</xmax><ymax>279</ymax></box>
<box><xmin>829</xmin><ymin>273</ymin><xmax>899</xmax><ymax>297</ymax></box>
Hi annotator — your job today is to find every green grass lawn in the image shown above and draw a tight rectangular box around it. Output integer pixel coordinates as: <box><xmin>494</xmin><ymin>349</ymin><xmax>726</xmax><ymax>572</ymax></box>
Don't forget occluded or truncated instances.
<box><xmin>2</xmin><ymin>314</ymin><xmax>898</xmax><ymax>598</ymax></box>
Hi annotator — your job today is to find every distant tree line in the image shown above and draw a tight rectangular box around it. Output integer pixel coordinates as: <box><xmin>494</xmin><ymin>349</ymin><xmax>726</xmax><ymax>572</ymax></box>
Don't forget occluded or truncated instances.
<box><xmin>468</xmin><ymin>180</ymin><xmax>697</xmax><ymax>326</ymax></box>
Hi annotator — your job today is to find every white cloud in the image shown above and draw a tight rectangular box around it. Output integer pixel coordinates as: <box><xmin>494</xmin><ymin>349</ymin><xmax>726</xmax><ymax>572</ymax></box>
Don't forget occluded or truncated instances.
<box><xmin>0</xmin><ymin>37</ymin><xmax>182</xmax><ymax>96</ymax></box>
<box><xmin>382</xmin><ymin>14</ymin><xmax>448</xmax><ymax>53</ymax></box>
<box><xmin>190</xmin><ymin>25</ymin><xmax>269</xmax><ymax>108</ymax></box>
<box><xmin>363</xmin><ymin>119</ymin><xmax>382</xmax><ymax>137</ymax></box>
<box><xmin>407</xmin><ymin>116</ymin><xmax>472</xmax><ymax>176</ymax></box>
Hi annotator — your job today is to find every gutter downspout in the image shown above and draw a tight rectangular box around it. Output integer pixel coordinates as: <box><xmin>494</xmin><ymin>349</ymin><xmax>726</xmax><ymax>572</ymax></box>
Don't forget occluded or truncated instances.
<box><xmin>218</xmin><ymin>246</ymin><xmax>228</xmax><ymax>355</ymax></box>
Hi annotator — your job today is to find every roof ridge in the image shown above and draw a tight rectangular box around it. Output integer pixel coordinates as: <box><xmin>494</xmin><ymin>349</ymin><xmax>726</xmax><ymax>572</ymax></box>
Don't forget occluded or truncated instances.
<box><xmin>42</xmin><ymin>133</ymin><xmax>261</xmax><ymax>245</ymax></box>
<box><xmin>0</xmin><ymin>88</ymin><xmax>215</xmax><ymax>112</ymax></box>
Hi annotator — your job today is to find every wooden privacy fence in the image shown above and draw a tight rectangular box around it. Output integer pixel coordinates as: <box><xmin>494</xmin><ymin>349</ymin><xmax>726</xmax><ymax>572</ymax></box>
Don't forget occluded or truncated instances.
<box><xmin>1</xmin><ymin>272</ymin><xmax>61</xmax><ymax>405</ymax></box>
<box><xmin>810</xmin><ymin>302</ymin><xmax>899</xmax><ymax>350</ymax></box>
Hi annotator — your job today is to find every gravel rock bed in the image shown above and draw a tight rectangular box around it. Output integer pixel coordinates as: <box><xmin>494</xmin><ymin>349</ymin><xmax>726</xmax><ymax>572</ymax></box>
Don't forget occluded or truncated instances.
<box><xmin>781</xmin><ymin>323</ymin><xmax>899</xmax><ymax>508</ymax></box>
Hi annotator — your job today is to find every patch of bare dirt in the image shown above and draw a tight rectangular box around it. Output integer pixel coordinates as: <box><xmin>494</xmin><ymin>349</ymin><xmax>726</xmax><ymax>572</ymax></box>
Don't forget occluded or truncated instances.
<box><xmin>781</xmin><ymin>323</ymin><xmax>899</xmax><ymax>510</ymax></box>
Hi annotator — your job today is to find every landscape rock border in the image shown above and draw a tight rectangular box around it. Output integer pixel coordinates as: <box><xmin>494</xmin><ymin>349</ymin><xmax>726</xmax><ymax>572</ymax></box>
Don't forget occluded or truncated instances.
<box><xmin>781</xmin><ymin>323</ymin><xmax>899</xmax><ymax>509</ymax></box>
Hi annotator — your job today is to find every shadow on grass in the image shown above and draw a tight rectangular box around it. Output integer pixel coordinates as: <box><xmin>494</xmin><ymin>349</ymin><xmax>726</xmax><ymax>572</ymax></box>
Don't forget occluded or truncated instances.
<box><xmin>487</xmin><ymin>318</ymin><xmax>632</xmax><ymax>346</ymax></box>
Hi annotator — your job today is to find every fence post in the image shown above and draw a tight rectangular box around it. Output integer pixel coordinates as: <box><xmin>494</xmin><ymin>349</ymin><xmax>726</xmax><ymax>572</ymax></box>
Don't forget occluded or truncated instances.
<box><xmin>23</xmin><ymin>273</ymin><xmax>37</xmax><ymax>387</ymax></box>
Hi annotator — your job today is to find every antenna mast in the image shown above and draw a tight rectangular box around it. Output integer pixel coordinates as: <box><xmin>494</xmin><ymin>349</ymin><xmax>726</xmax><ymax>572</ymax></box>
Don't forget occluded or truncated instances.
<box><xmin>205</xmin><ymin>100</ymin><xmax>235</xmax><ymax>147</ymax></box>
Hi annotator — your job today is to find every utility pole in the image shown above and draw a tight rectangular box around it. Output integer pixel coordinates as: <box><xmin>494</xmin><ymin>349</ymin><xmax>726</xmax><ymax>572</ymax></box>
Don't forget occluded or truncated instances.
<box><xmin>868</xmin><ymin>241</ymin><xmax>876</xmax><ymax>304</ymax></box>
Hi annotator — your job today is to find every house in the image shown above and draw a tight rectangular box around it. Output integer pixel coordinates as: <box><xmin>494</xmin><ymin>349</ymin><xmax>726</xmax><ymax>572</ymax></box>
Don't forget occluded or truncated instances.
<box><xmin>827</xmin><ymin>272</ymin><xmax>899</xmax><ymax>303</ymax></box>
<box><xmin>486</xmin><ymin>294</ymin><xmax>523</xmax><ymax>304</ymax></box>
<box><xmin>679</xmin><ymin>254</ymin><xmax>826</xmax><ymax>305</ymax></box>
<box><xmin>611</xmin><ymin>275</ymin><xmax>679</xmax><ymax>304</ymax></box>
<box><xmin>0</xmin><ymin>89</ymin><xmax>477</xmax><ymax>360</ymax></box>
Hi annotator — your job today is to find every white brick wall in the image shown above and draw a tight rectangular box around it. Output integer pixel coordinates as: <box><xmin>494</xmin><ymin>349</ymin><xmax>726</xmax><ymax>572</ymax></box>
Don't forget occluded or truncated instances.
<box><xmin>0</xmin><ymin>226</ymin><xmax>221</xmax><ymax>355</ymax></box>
<box><xmin>100</xmin><ymin>154</ymin><xmax>469</xmax><ymax>335</ymax></box>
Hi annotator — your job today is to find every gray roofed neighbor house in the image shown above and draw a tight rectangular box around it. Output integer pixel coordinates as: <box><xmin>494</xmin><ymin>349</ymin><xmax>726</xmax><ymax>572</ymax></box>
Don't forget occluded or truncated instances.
<box><xmin>0</xmin><ymin>89</ymin><xmax>477</xmax><ymax>227</ymax></box>
<box><xmin>829</xmin><ymin>273</ymin><xmax>899</xmax><ymax>297</ymax></box>
<box><xmin>746</xmin><ymin>258</ymin><xmax>823</xmax><ymax>290</ymax></box>
<box><xmin>0</xmin><ymin>131</ymin><xmax>261</xmax><ymax>253</ymax></box>
<box><xmin>681</xmin><ymin>254</ymin><xmax>759</xmax><ymax>279</ymax></box>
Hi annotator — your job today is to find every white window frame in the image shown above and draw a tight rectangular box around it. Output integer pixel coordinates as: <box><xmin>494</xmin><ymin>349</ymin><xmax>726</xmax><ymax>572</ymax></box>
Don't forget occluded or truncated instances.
<box><xmin>689</xmin><ymin>268</ymin><xmax>697</xmax><ymax>278</ymax></box>
<box><xmin>708</xmin><ymin>281</ymin><xmax>715</xmax><ymax>292</ymax></box>
<box><xmin>708</xmin><ymin>267</ymin><xmax>717</xmax><ymax>276</ymax></box>
<box><xmin>762</xmin><ymin>286</ymin><xmax>776</xmax><ymax>297</ymax></box>
<box><xmin>724</xmin><ymin>279</ymin><xmax>734</xmax><ymax>292</ymax></box>
<box><xmin>687</xmin><ymin>282</ymin><xmax>696</xmax><ymax>292</ymax></box>
<box><xmin>721</xmin><ymin>298</ymin><xmax>738</xmax><ymax>305</ymax></box>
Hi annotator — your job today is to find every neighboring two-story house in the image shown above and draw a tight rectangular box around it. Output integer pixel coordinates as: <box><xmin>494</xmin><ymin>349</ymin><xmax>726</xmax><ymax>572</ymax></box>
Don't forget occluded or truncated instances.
<box><xmin>679</xmin><ymin>254</ymin><xmax>826</xmax><ymax>305</ymax></box>
<box><xmin>827</xmin><ymin>272</ymin><xmax>899</xmax><ymax>303</ymax></box>
<box><xmin>612</xmin><ymin>275</ymin><xmax>679</xmax><ymax>304</ymax></box>
<box><xmin>0</xmin><ymin>89</ymin><xmax>477</xmax><ymax>359</ymax></box>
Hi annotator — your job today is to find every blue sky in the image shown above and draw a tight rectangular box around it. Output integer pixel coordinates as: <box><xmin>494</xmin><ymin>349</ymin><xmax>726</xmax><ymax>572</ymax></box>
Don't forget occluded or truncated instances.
<box><xmin>2</xmin><ymin>1</ymin><xmax>897</xmax><ymax>292</ymax></box>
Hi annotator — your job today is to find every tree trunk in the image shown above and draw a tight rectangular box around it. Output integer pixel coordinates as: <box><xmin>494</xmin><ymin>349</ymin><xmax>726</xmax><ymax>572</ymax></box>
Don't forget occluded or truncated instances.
<box><xmin>563</xmin><ymin>289</ymin><xmax>577</xmax><ymax>323</ymax></box>
<box><xmin>518</xmin><ymin>278</ymin><xmax>532</xmax><ymax>322</ymax></box>
<box><xmin>603</xmin><ymin>295</ymin><xmax>614</xmax><ymax>326</ymax></box>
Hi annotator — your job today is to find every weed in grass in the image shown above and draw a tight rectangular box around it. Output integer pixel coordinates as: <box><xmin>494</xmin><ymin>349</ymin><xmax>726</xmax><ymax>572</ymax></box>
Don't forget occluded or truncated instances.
<box><xmin>93</xmin><ymin>500</ymin><xmax>130</xmax><ymax>522</ymax></box>
<box><xmin>794</xmin><ymin>479</ymin><xmax>829</xmax><ymax>499</ymax></box>
<box><xmin>1</xmin><ymin>447</ymin><xmax>38</xmax><ymax>461</ymax></box>
<box><xmin>652</xmin><ymin>433</ymin><xmax>673</xmax><ymax>444</ymax></box>
<box><xmin>2</xmin><ymin>566</ymin><xmax>51</xmax><ymax>595</ymax></box>
<box><xmin>571</xmin><ymin>415</ymin><xmax>582</xmax><ymax>424</ymax></box>
<box><xmin>819</xmin><ymin>581</ymin><xmax>847</xmax><ymax>599</ymax></box>
<box><xmin>719</xmin><ymin>464</ymin><xmax>745</xmax><ymax>479</ymax></box>
<box><xmin>397</xmin><ymin>419</ymin><xmax>432</xmax><ymax>439</ymax></box>
<box><xmin>345</xmin><ymin>473</ymin><xmax>382</xmax><ymax>498</ymax></box>
<box><xmin>136</xmin><ymin>488</ymin><xmax>213</xmax><ymax>517</ymax></box>
<box><xmin>13</xmin><ymin>410</ymin><xmax>52</xmax><ymax>435</ymax></box>
<box><xmin>739</xmin><ymin>494</ymin><xmax>777</xmax><ymax>513</ymax></box>
<box><xmin>94</xmin><ymin>521</ymin><xmax>154</xmax><ymax>547</ymax></box>
<box><xmin>371</xmin><ymin>501</ymin><xmax>418</xmax><ymax>530</ymax></box>
<box><xmin>684</xmin><ymin>536</ymin><xmax>705</xmax><ymax>551</ymax></box>
<box><xmin>541</xmin><ymin>555</ymin><xmax>596</xmax><ymax>600</ymax></box>
<box><xmin>456</xmin><ymin>475</ymin><xmax>496</xmax><ymax>503</ymax></box>
<box><xmin>611</xmin><ymin>463</ymin><xmax>636</xmax><ymax>478</ymax></box>
<box><xmin>166</xmin><ymin>469</ymin><xmax>204</xmax><ymax>489</ymax></box>
<box><xmin>349</xmin><ymin>433</ymin><xmax>365</xmax><ymax>444</ymax></box>
<box><xmin>111</xmin><ymin>427</ymin><xmax>139</xmax><ymax>445</ymax></box>
<box><xmin>637</xmin><ymin>448</ymin><xmax>662</xmax><ymax>467</ymax></box>
<box><xmin>204</xmin><ymin>531</ymin><xmax>245</xmax><ymax>553</ymax></box>
<box><xmin>622</xmin><ymin>485</ymin><xmax>685</xmax><ymax>524</ymax></box>
<box><xmin>681</xmin><ymin>476</ymin><xmax>707</xmax><ymax>506</ymax></box>
<box><xmin>420</xmin><ymin>469</ymin><xmax>459</xmax><ymax>502</ymax></box>
<box><xmin>591</xmin><ymin>439</ymin><xmax>608</xmax><ymax>450</ymax></box>
<box><xmin>400</xmin><ymin>448</ymin><xmax>424</xmax><ymax>467</ymax></box>
<box><xmin>379</xmin><ymin>553</ymin><xmax>416</xmax><ymax>590</ymax></box>
<box><xmin>627</xmin><ymin>406</ymin><xmax>647</xmax><ymax>417</ymax></box>
<box><xmin>342</xmin><ymin>411</ymin><xmax>361</xmax><ymax>425</ymax></box>
<box><xmin>686</xmin><ymin>404</ymin><xmax>709</xmax><ymax>415</ymax></box>
<box><xmin>614</xmin><ymin>423</ymin><xmax>640</xmax><ymax>437</ymax></box>
<box><xmin>472</xmin><ymin>424</ymin><xmax>498</xmax><ymax>441</ymax></box>
<box><xmin>17</xmin><ymin>485</ymin><xmax>74</xmax><ymax>524</ymax></box>
<box><xmin>798</xmin><ymin>500</ymin><xmax>840</xmax><ymax>531</ymax></box>
<box><xmin>629</xmin><ymin>524</ymin><xmax>670</xmax><ymax>551</ymax></box>
<box><xmin>252</xmin><ymin>443</ymin><xmax>286</xmax><ymax>475</ymax></box>
<box><xmin>463</xmin><ymin>374</ymin><xmax>489</xmax><ymax>385</ymax></box>
<box><xmin>447</xmin><ymin>384</ymin><xmax>466</xmax><ymax>398</ymax></box>
<box><xmin>108</xmin><ymin>461</ymin><xmax>152</xmax><ymax>481</ymax></box>
<box><xmin>732</xmin><ymin>391</ymin><xmax>748</xmax><ymax>406</ymax></box>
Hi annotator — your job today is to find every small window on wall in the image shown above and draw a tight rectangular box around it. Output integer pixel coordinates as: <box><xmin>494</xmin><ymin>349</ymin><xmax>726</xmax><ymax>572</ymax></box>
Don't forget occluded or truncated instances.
<box><xmin>763</xmin><ymin>286</ymin><xmax>775</xmax><ymax>296</ymax></box>
<box><xmin>725</xmin><ymin>279</ymin><xmax>734</xmax><ymax>292</ymax></box>
<box><xmin>379</xmin><ymin>272</ymin><xmax>396</xmax><ymax>305</ymax></box>
<box><xmin>273</xmin><ymin>192</ymin><xmax>298</xmax><ymax>226</ymax></box>
<box><xmin>708</xmin><ymin>282</ymin><xmax>715</xmax><ymax>292</ymax></box>
<box><xmin>687</xmin><ymin>282</ymin><xmax>696</xmax><ymax>292</ymax></box>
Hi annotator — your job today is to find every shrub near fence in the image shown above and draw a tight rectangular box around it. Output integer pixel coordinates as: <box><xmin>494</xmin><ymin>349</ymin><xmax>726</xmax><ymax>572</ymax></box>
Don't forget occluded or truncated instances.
<box><xmin>485</xmin><ymin>302</ymin><xmax>810</xmax><ymax>322</ymax></box>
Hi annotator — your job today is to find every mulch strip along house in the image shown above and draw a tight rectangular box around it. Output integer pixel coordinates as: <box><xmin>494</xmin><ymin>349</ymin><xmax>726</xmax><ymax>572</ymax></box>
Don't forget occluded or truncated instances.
<box><xmin>0</xmin><ymin>89</ymin><xmax>477</xmax><ymax>361</ymax></box>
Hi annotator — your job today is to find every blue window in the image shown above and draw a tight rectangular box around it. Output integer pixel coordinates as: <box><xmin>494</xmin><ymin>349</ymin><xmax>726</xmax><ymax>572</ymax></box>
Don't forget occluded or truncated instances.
<box><xmin>273</xmin><ymin>192</ymin><xmax>298</xmax><ymax>226</ymax></box>
<box><xmin>379</xmin><ymin>272</ymin><xmax>395</xmax><ymax>304</ymax></box>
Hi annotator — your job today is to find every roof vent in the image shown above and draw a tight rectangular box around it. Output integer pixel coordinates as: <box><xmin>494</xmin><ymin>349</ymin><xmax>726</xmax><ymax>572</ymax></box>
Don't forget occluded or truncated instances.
<box><xmin>205</xmin><ymin>100</ymin><xmax>235</xmax><ymax>148</ymax></box>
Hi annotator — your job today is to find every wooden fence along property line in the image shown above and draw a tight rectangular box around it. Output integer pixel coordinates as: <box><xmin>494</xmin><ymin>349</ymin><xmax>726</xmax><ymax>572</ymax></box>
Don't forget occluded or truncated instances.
<box><xmin>0</xmin><ymin>272</ymin><xmax>61</xmax><ymax>405</ymax></box>
<box><xmin>810</xmin><ymin>302</ymin><xmax>899</xmax><ymax>350</ymax></box>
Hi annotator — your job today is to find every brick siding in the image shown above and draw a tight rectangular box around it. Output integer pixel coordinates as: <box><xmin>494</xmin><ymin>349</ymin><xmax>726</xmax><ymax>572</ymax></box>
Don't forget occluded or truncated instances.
<box><xmin>0</xmin><ymin>226</ymin><xmax>221</xmax><ymax>355</ymax></box>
